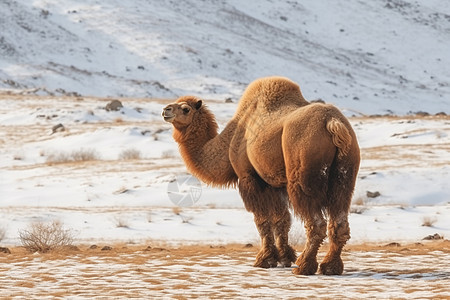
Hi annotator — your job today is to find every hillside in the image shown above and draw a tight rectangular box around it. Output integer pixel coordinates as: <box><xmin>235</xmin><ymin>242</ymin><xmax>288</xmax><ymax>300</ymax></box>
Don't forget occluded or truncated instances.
<box><xmin>1</xmin><ymin>0</ymin><xmax>449</xmax><ymax>115</ymax></box>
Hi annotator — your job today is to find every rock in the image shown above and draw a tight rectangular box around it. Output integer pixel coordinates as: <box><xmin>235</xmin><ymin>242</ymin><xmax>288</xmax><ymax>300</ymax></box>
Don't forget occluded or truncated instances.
<box><xmin>225</xmin><ymin>97</ymin><xmax>233</xmax><ymax>103</ymax></box>
<box><xmin>423</xmin><ymin>233</ymin><xmax>443</xmax><ymax>240</ymax></box>
<box><xmin>51</xmin><ymin>123</ymin><xmax>65</xmax><ymax>134</ymax></box>
<box><xmin>385</xmin><ymin>242</ymin><xmax>401</xmax><ymax>247</ymax></box>
<box><xmin>414</xmin><ymin>111</ymin><xmax>430</xmax><ymax>117</ymax></box>
<box><xmin>0</xmin><ymin>247</ymin><xmax>11</xmax><ymax>254</ymax></box>
<box><xmin>101</xmin><ymin>246</ymin><xmax>113</xmax><ymax>251</ymax></box>
<box><xmin>89</xmin><ymin>245</ymin><xmax>98</xmax><ymax>249</ymax></box>
<box><xmin>244</xmin><ymin>243</ymin><xmax>253</xmax><ymax>248</ymax></box>
<box><xmin>366</xmin><ymin>191</ymin><xmax>381</xmax><ymax>198</ymax></box>
<box><xmin>105</xmin><ymin>100</ymin><xmax>123</xmax><ymax>111</ymax></box>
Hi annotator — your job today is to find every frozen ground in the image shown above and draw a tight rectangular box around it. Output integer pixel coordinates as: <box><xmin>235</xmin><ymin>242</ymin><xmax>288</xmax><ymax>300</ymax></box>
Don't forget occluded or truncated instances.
<box><xmin>1</xmin><ymin>243</ymin><xmax>449</xmax><ymax>299</ymax></box>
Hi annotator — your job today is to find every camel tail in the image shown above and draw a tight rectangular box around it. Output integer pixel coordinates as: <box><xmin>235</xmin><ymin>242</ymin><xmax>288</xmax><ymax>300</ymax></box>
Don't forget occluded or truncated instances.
<box><xmin>326</xmin><ymin>118</ymin><xmax>352</xmax><ymax>159</ymax></box>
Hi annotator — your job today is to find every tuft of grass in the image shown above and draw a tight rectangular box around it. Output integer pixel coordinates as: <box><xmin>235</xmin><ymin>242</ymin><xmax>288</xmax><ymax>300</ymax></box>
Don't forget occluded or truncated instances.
<box><xmin>46</xmin><ymin>149</ymin><xmax>100</xmax><ymax>164</ymax></box>
<box><xmin>421</xmin><ymin>216</ymin><xmax>438</xmax><ymax>227</ymax></box>
<box><xmin>172</xmin><ymin>206</ymin><xmax>182</xmax><ymax>216</ymax></box>
<box><xmin>19</xmin><ymin>220</ymin><xmax>74</xmax><ymax>253</ymax></box>
<box><xmin>119</xmin><ymin>148</ymin><xmax>141</xmax><ymax>160</ymax></box>
<box><xmin>161</xmin><ymin>150</ymin><xmax>176</xmax><ymax>159</ymax></box>
<box><xmin>13</xmin><ymin>153</ymin><xmax>25</xmax><ymax>160</ymax></box>
<box><xmin>350</xmin><ymin>196</ymin><xmax>367</xmax><ymax>214</ymax></box>
<box><xmin>114</xmin><ymin>216</ymin><xmax>130</xmax><ymax>228</ymax></box>
<box><xmin>0</xmin><ymin>227</ymin><xmax>5</xmax><ymax>242</ymax></box>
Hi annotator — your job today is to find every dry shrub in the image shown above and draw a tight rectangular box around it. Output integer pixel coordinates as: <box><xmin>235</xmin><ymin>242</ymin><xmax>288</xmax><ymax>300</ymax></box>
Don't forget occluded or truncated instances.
<box><xmin>161</xmin><ymin>150</ymin><xmax>176</xmax><ymax>159</ymax></box>
<box><xmin>114</xmin><ymin>216</ymin><xmax>130</xmax><ymax>228</ymax></box>
<box><xmin>119</xmin><ymin>148</ymin><xmax>141</xmax><ymax>160</ymax></box>
<box><xmin>421</xmin><ymin>216</ymin><xmax>438</xmax><ymax>227</ymax></box>
<box><xmin>0</xmin><ymin>227</ymin><xmax>5</xmax><ymax>242</ymax></box>
<box><xmin>350</xmin><ymin>196</ymin><xmax>367</xmax><ymax>214</ymax></box>
<box><xmin>172</xmin><ymin>206</ymin><xmax>182</xmax><ymax>215</ymax></box>
<box><xmin>46</xmin><ymin>148</ymin><xmax>99</xmax><ymax>163</ymax></box>
<box><xmin>19</xmin><ymin>221</ymin><xmax>74</xmax><ymax>253</ymax></box>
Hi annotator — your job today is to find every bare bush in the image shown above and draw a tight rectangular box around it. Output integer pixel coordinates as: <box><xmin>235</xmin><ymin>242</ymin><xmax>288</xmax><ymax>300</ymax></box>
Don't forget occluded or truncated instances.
<box><xmin>114</xmin><ymin>216</ymin><xmax>130</xmax><ymax>228</ymax></box>
<box><xmin>119</xmin><ymin>148</ymin><xmax>141</xmax><ymax>160</ymax></box>
<box><xmin>19</xmin><ymin>221</ymin><xmax>74</xmax><ymax>253</ymax></box>
<box><xmin>46</xmin><ymin>149</ymin><xmax>100</xmax><ymax>164</ymax></box>
<box><xmin>350</xmin><ymin>196</ymin><xmax>367</xmax><ymax>214</ymax></box>
<box><xmin>0</xmin><ymin>227</ymin><xmax>5</xmax><ymax>242</ymax></box>
<box><xmin>161</xmin><ymin>150</ymin><xmax>176</xmax><ymax>159</ymax></box>
<box><xmin>421</xmin><ymin>216</ymin><xmax>438</xmax><ymax>227</ymax></box>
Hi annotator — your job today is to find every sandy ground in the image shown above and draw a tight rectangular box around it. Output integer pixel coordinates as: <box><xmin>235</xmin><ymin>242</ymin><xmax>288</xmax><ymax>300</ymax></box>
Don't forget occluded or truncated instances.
<box><xmin>0</xmin><ymin>241</ymin><xmax>449</xmax><ymax>299</ymax></box>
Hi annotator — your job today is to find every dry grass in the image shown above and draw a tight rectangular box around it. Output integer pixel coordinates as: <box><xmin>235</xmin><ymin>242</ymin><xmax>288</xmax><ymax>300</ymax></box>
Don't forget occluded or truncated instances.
<box><xmin>421</xmin><ymin>216</ymin><xmax>438</xmax><ymax>227</ymax></box>
<box><xmin>18</xmin><ymin>220</ymin><xmax>75</xmax><ymax>253</ymax></box>
<box><xmin>0</xmin><ymin>227</ymin><xmax>5</xmax><ymax>242</ymax></box>
<box><xmin>46</xmin><ymin>148</ymin><xmax>100</xmax><ymax>164</ymax></box>
<box><xmin>172</xmin><ymin>206</ymin><xmax>182</xmax><ymax>215</ymax></box>
<box><xmin>114</xmin><ymin>216</ymin><xmax>130</xmax><ymax>228</ymax></box>
<box><xmin>118</xmin><ymin>148</ymin><xmax>141</xmax><ymax>160</ymax></box>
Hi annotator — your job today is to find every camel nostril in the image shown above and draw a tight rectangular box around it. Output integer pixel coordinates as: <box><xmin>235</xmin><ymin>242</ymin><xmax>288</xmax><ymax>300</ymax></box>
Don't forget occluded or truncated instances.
<box><xmin>165</xmin><ymin>107</ymin><xmax>173</xmax><ymax>112</ymax></box>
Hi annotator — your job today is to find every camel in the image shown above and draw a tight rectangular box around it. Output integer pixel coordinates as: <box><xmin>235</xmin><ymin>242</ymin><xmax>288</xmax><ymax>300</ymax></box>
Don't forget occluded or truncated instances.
<box><xmin>162</xmin><ymin>76</ymin><xmax>360</xmax><ymax>275</ymax></box>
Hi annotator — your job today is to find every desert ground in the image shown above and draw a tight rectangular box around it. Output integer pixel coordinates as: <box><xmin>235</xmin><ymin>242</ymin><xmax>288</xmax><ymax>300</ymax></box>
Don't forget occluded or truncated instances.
<box><xmin>0</xmin><ymin>241</ymin><xmax>449</xmax><ymax>299</ymax></box>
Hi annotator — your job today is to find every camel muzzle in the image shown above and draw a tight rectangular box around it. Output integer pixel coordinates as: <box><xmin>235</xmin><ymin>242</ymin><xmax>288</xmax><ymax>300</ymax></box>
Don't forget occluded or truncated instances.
<box><xmin>162</xmin><ymin>106</ymin><xmax>175</xmax><ymax>123</ymax></box>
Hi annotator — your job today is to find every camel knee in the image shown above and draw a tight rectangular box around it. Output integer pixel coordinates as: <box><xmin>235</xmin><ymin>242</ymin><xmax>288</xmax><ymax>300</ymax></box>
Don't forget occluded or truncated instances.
<box><xmin>305</xmin><ymin>217</ymin><xmax>327</xmax><ymax>241</ymax></box>
<box><xmin>328</xmin><ymin>214</ymin><xmax>350</xmax><ymax>244</ymax></box>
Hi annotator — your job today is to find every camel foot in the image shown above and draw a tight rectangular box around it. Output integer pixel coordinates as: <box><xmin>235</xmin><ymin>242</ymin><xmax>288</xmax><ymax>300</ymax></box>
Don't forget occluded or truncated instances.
<box><xmin>292</xmin><ymin>256</ymin><xmax>318</xmax><ymax>275</ymax></box>
<box><xmin>278</xmin><ymin>245</ymin><xmax>297</xmax><ymax>268</ymax></box>
<box><xmin>319</xmin><ymin>256</ymin><xmax>344</xmax><ymax>275</ymax></box>
<box><xmin>254</xmin><ymin>247</ymin><xmax>279</xmax><ymax>268</ymax></box>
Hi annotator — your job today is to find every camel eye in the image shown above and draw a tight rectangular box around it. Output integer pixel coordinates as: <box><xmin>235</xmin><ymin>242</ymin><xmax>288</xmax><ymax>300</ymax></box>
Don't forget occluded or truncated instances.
<box><xmin>182</xmin><ymin>107</ymin><xmax>190</xmax><ymax>114</ymax></box>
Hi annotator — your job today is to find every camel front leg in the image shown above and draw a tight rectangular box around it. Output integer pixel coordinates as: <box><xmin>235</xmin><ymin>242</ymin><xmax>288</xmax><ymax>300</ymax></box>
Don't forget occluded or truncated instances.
<box><xmin>272</xmin><ymin>207</ymin><xmax>296</xmax><ymax>267</ymax></box>
<box><xmin>253</xmin><ymin>215</ymin><xmax>278</xmax><ymax>268</ymax></box>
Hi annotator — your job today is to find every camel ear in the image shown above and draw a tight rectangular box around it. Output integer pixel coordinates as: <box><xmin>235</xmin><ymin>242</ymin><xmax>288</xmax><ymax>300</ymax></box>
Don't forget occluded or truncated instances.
<box><xmin>195</xmin><ymin>100</ymin><xmax>202</xmax><ymax>110</ymax></box>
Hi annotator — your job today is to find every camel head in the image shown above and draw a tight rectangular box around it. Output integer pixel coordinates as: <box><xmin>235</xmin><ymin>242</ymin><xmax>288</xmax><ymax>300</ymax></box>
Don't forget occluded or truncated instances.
<box><xmin>162</xmin><ymin>96</ymin><xmax>203</xmax><ymax>128</ymax></box>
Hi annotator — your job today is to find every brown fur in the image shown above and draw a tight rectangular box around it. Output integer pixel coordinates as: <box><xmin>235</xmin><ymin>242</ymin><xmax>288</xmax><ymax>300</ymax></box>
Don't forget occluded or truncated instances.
<box><xmin>162</xmin><ymin>76</ymin><xmax>360</xmax><ymax>275</ymax></box>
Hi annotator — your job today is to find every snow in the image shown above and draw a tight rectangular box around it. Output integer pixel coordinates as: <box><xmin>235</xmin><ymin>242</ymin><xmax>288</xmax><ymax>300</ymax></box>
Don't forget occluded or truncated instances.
<box><xmin>0</xmin><ymin>0</ymin><xmax>449</xmax><ymax>115</ymax></box>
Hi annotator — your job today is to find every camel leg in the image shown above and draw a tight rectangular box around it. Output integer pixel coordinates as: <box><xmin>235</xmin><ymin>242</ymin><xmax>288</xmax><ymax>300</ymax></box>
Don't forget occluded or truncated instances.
<box><xmin>238</xmin><ymin>174</ymin><xmax>279</xmax><ymax>268</ymax></box>
<box><xmin>253</xmin><ymin>214</ymin><xmax>278</xmax><ymax>268</ymax></box>
<box><xmin>272</xmin><ymin>205</ymin><xmax>296</xmax><ymax>267</ymax></box>
<box><xmin>319</xmin><ymin>212</ymin><xmax>350</xmax><ymax>275</ymax></box>
<box><xmin>292</xmin><ymin>213</ymin><xmax>326</xmax><ymax>275</ymax></box>
<box><xmin>319</xmin><ymin>156</ymin><xmax>356</xmax><ymax>275</ymax></box>
<box><xmin>287</xmin><ymin>179</ymin><xmax>327</xmax><ymax>275</ymax></box>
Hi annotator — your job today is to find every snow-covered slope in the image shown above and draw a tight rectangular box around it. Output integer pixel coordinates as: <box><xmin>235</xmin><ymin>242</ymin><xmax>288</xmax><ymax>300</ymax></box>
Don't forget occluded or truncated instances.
<box><xmin>1</xmin><ymin>0</ymin><xmax>449</xmax><ymax>115</ymax></box>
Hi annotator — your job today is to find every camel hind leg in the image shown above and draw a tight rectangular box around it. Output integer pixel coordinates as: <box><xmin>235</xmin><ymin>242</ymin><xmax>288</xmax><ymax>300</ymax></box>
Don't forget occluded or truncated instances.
<box><xmin>320</xmin><ymin>156</ymin><xmax>358</xmax><ymax>275</ymax></box>
<box><xmin>287</xmin><ymin>176</ymin><xmax>327</xmax><ymax>275</ymax></box>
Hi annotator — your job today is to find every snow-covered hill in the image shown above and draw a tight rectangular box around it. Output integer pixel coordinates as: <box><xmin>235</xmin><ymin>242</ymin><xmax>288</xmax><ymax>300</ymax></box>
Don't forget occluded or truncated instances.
<box><xmin>1</xmin><ymin>0</ymin><xmax>449</xmax><ymax>115</ymax></box>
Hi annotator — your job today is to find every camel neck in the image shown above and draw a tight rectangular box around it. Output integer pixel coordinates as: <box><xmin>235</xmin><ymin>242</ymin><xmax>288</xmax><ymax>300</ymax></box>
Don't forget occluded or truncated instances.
<box><xmin>175</xmin><ymin>120</ymin><xmax>237</xmax><ymax>188</ymax></box>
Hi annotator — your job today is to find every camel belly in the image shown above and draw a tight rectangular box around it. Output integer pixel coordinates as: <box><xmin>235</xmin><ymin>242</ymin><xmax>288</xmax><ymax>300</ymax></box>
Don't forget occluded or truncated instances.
<box><xmin>246</xmin><ymin>127</ymin><xmax>287</xmax><ymax>187</ymax></box>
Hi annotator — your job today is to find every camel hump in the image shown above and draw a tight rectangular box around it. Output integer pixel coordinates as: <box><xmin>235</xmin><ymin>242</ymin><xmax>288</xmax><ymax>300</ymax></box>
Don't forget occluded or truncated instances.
<box><xmin>237</xmin><ymin>77</ymin><xmax>308</xmax><ymax>114</ymax></box>
<box><xmin>326</xmin><ymin>118</ymin><xmax>352</xmax><ymax>158</ymax></box>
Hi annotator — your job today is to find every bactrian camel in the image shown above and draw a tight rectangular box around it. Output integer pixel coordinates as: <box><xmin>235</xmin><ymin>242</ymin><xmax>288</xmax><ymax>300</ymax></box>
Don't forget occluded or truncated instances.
<box><xmin>162</xmin><ymin>76</ymin><xmax>360</xmax><ymax>275</ymax></box>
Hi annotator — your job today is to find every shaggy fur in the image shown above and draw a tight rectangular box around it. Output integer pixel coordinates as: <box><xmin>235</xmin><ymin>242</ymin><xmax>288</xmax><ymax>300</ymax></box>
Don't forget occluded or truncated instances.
<box><xmin>162</xmin><ymin>76</ymin><xmax>360</xmax><ymax>275</ymax></box>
